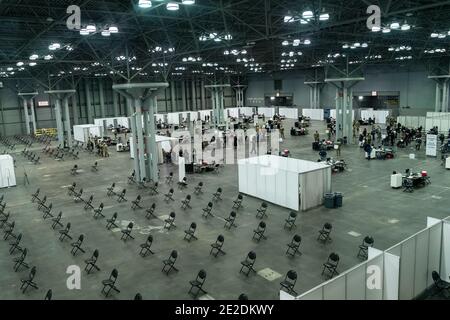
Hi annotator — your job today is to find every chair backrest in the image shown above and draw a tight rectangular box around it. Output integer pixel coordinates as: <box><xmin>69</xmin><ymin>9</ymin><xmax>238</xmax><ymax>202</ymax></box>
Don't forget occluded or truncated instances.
<box><xmin>293</xmin><ymin>234</ymin><xmax>302</xmax><ymax>244</ymax></box>
<box><xmin>190</xmin><ymin>222</ymin><xmax>197</xmax><ymax>230</ymax></box>
<box><xmin>48</xmin><ymin>203</ymin><xmax>53</xmax><ymax>210</ymax></box>
<box><xmin>170</xmin><ymin>250</ymin><xmax>178</xmax><ymax>261</ymax></box>
<box><xmin>112</xmin><ymin>212</ymin><xmax>118</xmax><ymax>220</ymax></box>
<box><xmin>208</xmin><ymin>202</ymin><xmax>213</xmax><ymax>208</ymax></box>
<box><xmin>147</xmin><ymin>235</ymin><xmax>153</xmax><ymax>244</ymax></box>
<box><xmin>432</xmin><ymin>271</ymin><xmax>440</xmax><ymax>283</ymax></box>
<box><xmin>66</xmin><ymin>222</ymin><xmax>71</xmax><ymax>231</ymax></box>
<box><xmin>21</xmin><ymin>248</ymin><xmax>28</xmax><ymax>259</ymax></box>
<box><xmin>186</xmin><ymin>195</ymin><xmax>191</xmax><ymax>200</ymax></box>
<box><xmin>93</xmin><ymin>249</ymin><xmax>99</xmax><ymax>260</ymax></box>
<box><xmin>78</xmin><ymin>234</ymin><xmax>84</xmax><ymax>243</ymax></box>
<box><xmin>134</xmin><ymin>293</ymin><xmax>142</xmax><ymax>300</ymax></box>
<box><xmin>99</xmin><ymin>203</ymin><xmax>104</xmax><ymax>209</ymax></box>
<box><xmin>261</xmin><ymin>202</ymin><xmax>268</xmax><ymax>208</ymax></box>
<box><xmin>289</xmin><ymin>212</ymin><xmax>297</xmax><ymax>220</ymax></box>
<box><xmin>44</xmin><ymin>289</ymin><xmax>52</xmax><ymax>300</ymax></box>
<box><xmin>287</xmin><ymin>270</ymin><xmax>297</xmax><ymax>282</ymax></box>
<box><xmin>248</xmin><ymin>251</ymin><xmax>256</xmax><ymax>261</ymax></box>
<box><xmin>15</xmin><ymin>233</ymin><xmax>23</xmax><ymax>243</ymax></box>
<box><xmin>259</xmin><ymin>221</ymin><xmax>266</xmax><ymax>230</ymax></box>
<box><xmin>329</xmin><ymin>253</ymin><xmax>340</xmax><ymax>264</ymax></box>
<box><xmin>29</xmin><ymin>266</ymin><xmax>37</xmax><ymax>280</ymax></box>
<box><xmin>230</xmin><ymin>211</ymin><xmax>236</xmax><ymax>218</ymax></box>
<box><xmin>217</xmin><ymin>234</ymin><xmax>224</xmax><ymax>243</ymax></box>
<box><xmin>110</xmin><ymin>269</ymin><xmax>118</xmax><ymax>281</ymax></box>
<box><xmin>324</xmin><ymin>223</ymin><xmax>332</xmax><ymax>231</ymax></box>
<box><xmin>198</xmin><ymin>269</ymin><xmax>207</xmax><ymax>281</ymax></box>
<box><xmin>170</xmin><ymin>212</ymin><xmax>176</xmax><ymax>219</ymax></box>
<box><xmin>364</xmin><ymin>236</ymin><xmax>374</xmax><ymax>246</ymax></box>
<box><xmin>56</xmin><ymin>212</ymin><xmax>62</xmax><ymax>219</ymax></box>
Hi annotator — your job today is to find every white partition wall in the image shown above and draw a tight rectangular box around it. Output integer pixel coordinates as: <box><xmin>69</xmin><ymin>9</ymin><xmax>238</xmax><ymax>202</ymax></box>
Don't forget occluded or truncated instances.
<box><xmin>258</xmin><ymin>107</ymin><xmax>275</xmax><ymax>118</ymax></box>
<box><xmin>94</xmin><ymin>117</ymin><xmax>129</xmax><ymax>128</ymax></box>
<box><xmin>167</xmin><ymin>112</ymin><xmax>180</xmax><ymax>125</ymax></box>
<box><xmin>279</xmin><ymin>108</ymin><xmax>298</xmax><ymax>119</ymax></box>
<box><xmin>227</xmin><ymin>108</ymin><xmax>240</xmax><ymax>118</ymax></box>
<box><xmin>241</xmin><ymin>107</ymin><xmax>254</xmax><ymax>117</ymax></box>
<box><xmin>360</xmin><ymin>110</ymin><xmax>390</xmax><ymax>124</ymax></box>
<box><xmin>330</xmin><ymin>109</ymin><xmax>355</xmax><ymax>121</ymax></box>
<box><xmin>302</xmin><ymin>108</ymin><xmax>324</xmax><ymax>120</ymax></box>
<box><xmin>130</xmin><ymin>135</ymin><xmax>178</xmax><ymax>163</ymax></box>
<box><xmin>73</xmin><ymin>124</ymin><xmax>103</xmax><ymax>143</ymax></box>
<box><xmin>425</xmin><ymin>116</ymin><xmax>450</xmax><ymax>133</ymax></box>
<box><xmin>397</xmin><ymin>116</ymin><xmax>426</xmax><ymax>128</ymax></box>
<box><xmin>199</xmin><ymin>110</ymin><xmax>213</xmax><ymax>121</ymax></box>
<box><xmin>288</xmin><ymin>217</ymin><xmax>449</xmax><ymax>301</ymax></box>
<box><xmin>238</xmin><ymin>155</ymin><xmax>331</xmax><ymax>211</ymax></box>
<box><xmin>0</xmin><ymin>155</ymin><xmax>16</xmax><ymax>188</ymax></box>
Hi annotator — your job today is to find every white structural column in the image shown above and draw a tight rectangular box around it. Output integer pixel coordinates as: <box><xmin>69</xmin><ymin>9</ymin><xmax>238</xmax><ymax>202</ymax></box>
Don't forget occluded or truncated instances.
<box><xmin>305</xmin><ymin>82</ymin><xmax>323</xmax><ymax>109</ymax></box>
<box><xmin>443</xmin><ymin>80</ymin><xmax>449</xmax><ymax>112</ymax></box>
<box><xmin>18</xmin><ymin>92</ymin><xmax>37</xmax><ymax>135</ymax></box>
<box><xmin>85</xmin><ymin>79</ymin><xmax>93</xmax><ymax>123</ymax></box>
<box><xmin>44</xmin><ymin>90</ymin><xmax>76</xmax><ymax>146</ymax></box>
<box><xmin>64</xmin><ymin>97</ymin><xmax>73</xmax><ymax>147</ymax></box>
<box><xmin>170</xmin><ymin>81</ymin><xmax>176</xmax><ymax>112</ymax></box>
<box><xmin>201</xmin><ymin>80</ymin><xmax>206</xmax><ymax>109</ymax></box>
<box><xmin>72</xmin><ymin>94</ymin><xmax>79</xmax><ymax>125</ymax></box>
<box><xmin>99</xmin><ymin>79</ymin><xmax>106</xmax><ymax>118</ymax></box>
<box><xmin>205</xmin><ymin>84</ymin><xmax>230</xmax><ymax>127</ymax></box>
<box><xmin>113</xmin><ymin>82</ymin><xmax>169</xmax><ymax>183</ymax></box>
<box><xmin>233</xmin><ymin>85</ymin><xmax>247</xmax><ymax>108</ymax></box>
<box><xmin>429</xmin><ymin>75</ymin><xmax>450</xmax><ymax>113</ymax></box>
<box><xmin>113</xmin><ymin>91</ymin><xmax>119</xmax><ymax>117</ymax></box>
<box><xmin>191</xmin><ymin>80</ymin><xmax>196</xmax><ymax>110</ymax></box>
<box><xmin>181</xmin><ymin>81</ymin><xmax>187</xmax><ymax>111</ymax></box>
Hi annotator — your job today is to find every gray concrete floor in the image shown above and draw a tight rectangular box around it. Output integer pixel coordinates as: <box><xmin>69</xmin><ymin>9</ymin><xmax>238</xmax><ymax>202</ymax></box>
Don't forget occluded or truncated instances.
<box><xmin>1</xmin><ymin>120</ymin><xmax>449</xmax><ymax>300</ymax></box>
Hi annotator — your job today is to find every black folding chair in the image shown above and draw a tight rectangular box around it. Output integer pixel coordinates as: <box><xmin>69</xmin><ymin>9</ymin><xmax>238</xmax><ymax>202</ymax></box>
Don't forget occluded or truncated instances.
<box><xmin>149</xmin><ymin>182</ymin><xmax>159</xmax><ymax>195</ymax></box>
<box><xmin>210</xmin><ymin>235</ymin><xmax>226</xmax><ymax>257</ymax></box>
<box><xmin>256</xmin><ymin>202</ymin><xmax>268</xmax><ymax>219</ymax></box>
<box><xmin>67</xmin><ymin>183</ymin><xmax>77</xmax><ymax>196</ymax></box>
<box><xmin>93</xmin><ymin>203</ymin><xmax>105</xmax><ymax>219</ymax></box>
<box><xmin>317</xmin><ymin>223</ymin><xmax>332</xmax><ymax>243</ymax></box>
<box><xmin>139</xmin><ymin>235</ymin><xmax>154</xmax><ymax>257</ymax></box>
<box><xmin>131</xmin><ymin>195</ymin><xmax>143</xmax><ymax>210</ymax></box>
<box><xmin>238</xmin><ymin>294</ymin><xmax>248</xmax><ymax>300</ymax></box>
<box><xmin>74</xmin><ymin>189</ymin><xmax>84</xmax><ymax>202</ymax></box>
<box><xmin>107</xmin><ymin>183</ymin><xmax>116</xmax><ymax>197</ymax></box>
<box><xmin>194</xmin><ymin>182</ymin><xmax>203</xmax><ymax>194</ymax></box>
<box><xmin>138</xmin><ymin>177</ymin><xmax>148</xmax><ymax>190</ymax></box>
<box><xmin>70</xmin><ymin>165</ymin><xmax>79</xmax><ymax>175</ymax></box>
<box><xmin>121</xmin><ymin>222</ymin><xmax>135</xmax><ymax>241</ymax></box>
<box><xmin>59</xmin><ymin>223</ymin><xmax>73</xmax><ymax>241</ymax></box>
<box><xmin>181</xmin><ymin>195</ymin><xmax>192</xmax><ymax>210</ymax></box>
<box><xmin>188</xmin><ymin>270</ymin><xmax>207</xmax><ymax>299</ymax></box>
<box><xmin>183</xmin><ymin>222</ymin><xmax>198</xmax><ymax>242</ymax></box>
<box><xmin>20</xmin><ymin>266</ymin><xmax>38</xmax><ymax>293</ymax></box>
<box><xmin>134</xmin><ymin>293</ymin><xmax>142</xmax><ymax>300</ymax></box>
<box><xmin>9</xmin><ymin>233</ymin><xmax>23</xmax><ymax>254</ymax></box>
<box><xmin>162</xmin><ymin>250</ymin><xmax>179</xmax><ymax>275</ymax></box>
<box><xmin>432</xmin><ymin>271</ymin><xmax>450</xmax><ymax>297</ymax></box>
<box><xmin>280</xmin><ymin>270</ymin><xmax>298</xmax><ymax>295</ymax></box>
<box><xmin>4</xmin><ymin>220</ymin><xmax>17</xmax><ymax>240</ymax></box>
<box><xmin>101</xmin><ymin>269</ymin><xmax>120</xmax><ymax>297</ymax></box>
<box><xmin>145</xmin><ymin>203</ymin><xmax>157</xmax><ymax>219</ymax></box>
<box><xmin>85</xmin><ymin>249</ymin><xmax>100</xmax><ymax>274</ymax></box>
<box><xmin>42</xmin><ymin>203</ymin><xmax>53</xmax><ymax>219</ymax></box>
<box><xmin>284</xmin><ymin>212</ymin><xmax>297</xmax><ymax>230</ymax></box>
<box><xmin>212</xmin><ymin>188</ymin><xmax>222</xmax><ymax>201</ymax></box>
<box><xmin>71</xmin><ymin>234</ymin><xmax>86</xmax><ymax>255</ymax></box>
<box><xmin>106</xmin><ymin>213</ymin><xmax>119</xmax><ymax>230</ymax></box>
<box><xmin>165</xmin><ymin>172</ymin><xmax>173</xmax><ymax>184</ymax></box>
<box><xmin>322</xmin><ymin>253</ymin><xmax>340</xmax><ymax>279</ymax></box>
<box><xmin>128</xmin><ymin>171</ymin><xmax>136</xmax><ymax>184</ymax></box>
<box><xmin>224</xmin><ymin>211</ymin><xmax>237</xmax><ymax>229</ymax></box>
<box><xmin>164</xmin><ymin>212</ymin><xmax>176</xmax><ymax>230</ymax></box>
<box><xmin>44</xmin><ymin>289</ymin><xmax>52</xmax><ymax>300</ymax></box>
<box><xmin>51</xmin><ymin>212</ymin><xmax>63</xmax><ymax>229</ymax></box>
<box><xmin>232</xmin><ymin>194</ymin><xmax>244</xmax><ymax>210</ymax></box>
<box><xmin>37</xmin><ymin>195</ymin><xmax>47</xmax><ymax>210</ymax></box>
<box><xmin>31</xmin><ymin>188</ymin><xmax>40</xmax><ymax>202</ymax></box>
<box><xmin>252</xmin><ymin>221</ymin><xmax>267</xmax><ymax>242</ymax></box>
<box><xmin>91</xmin><ymin>161</ymin><xmax>98</xmax><ymax>172</ymax></box>
<box><xmin>0</xmin><ymin>212</ymin><xmax>10</xmax><ymax>228</ymax></box>
<box><xmin>13</xmin><ymin>248</ymin><xmax>29</xmax><ymax>272</ymax></box>
<box><xmin>240</xmin><ymin>251</ymin><xmax>256</xmax><ymax>276</ymax></box>
<box><xmin>286</xmin><ymin>235</ymin><xmax>302</xmax><ymax>257</ymax></box>
<box><xmin>357</xmin><ymin>236</ymin><xmax>374</xmax><ymax>260</ymax></box>
<box><xmin>117</xmin><ymin>189</ymin><xmax>127</xmax><ymax>202</ymax></box>
<box><xmin>202</xmin><ymin>202</ymin><xmax>214</xmax><ymax>219</ymax></box>
<box><xmin>177</xmin><ymin>177</ymin><xmax>188</xmax><ymax>189</ymax></box>
<box><xmin>164</xmin><ymin>188</ymin><xmax>175</xmax><ymax>202</ymax></box>
<box><xmin>83</xmin><ymin>195</ymin><xmax>94</xmax><ymax>210</ymax></box>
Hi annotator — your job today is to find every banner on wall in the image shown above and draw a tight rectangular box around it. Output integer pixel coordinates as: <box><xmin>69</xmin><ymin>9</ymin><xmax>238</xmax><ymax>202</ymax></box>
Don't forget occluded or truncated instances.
<box><xmin>426</xmin><ymin>134</ymin><xmax>438</xmax><ymax>157</ymax></box>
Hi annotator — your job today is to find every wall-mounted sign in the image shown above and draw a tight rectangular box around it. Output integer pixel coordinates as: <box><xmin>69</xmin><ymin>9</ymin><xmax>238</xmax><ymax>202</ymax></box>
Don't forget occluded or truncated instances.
<box><xmin>426</xmin><ymin>134</ymin><xmax>438</xmax><ymax>157</ymax></box>
<box><xmin>38</xmin><ymin>101</ymin><xmax>49</xmax><ymax>107</ymax></box>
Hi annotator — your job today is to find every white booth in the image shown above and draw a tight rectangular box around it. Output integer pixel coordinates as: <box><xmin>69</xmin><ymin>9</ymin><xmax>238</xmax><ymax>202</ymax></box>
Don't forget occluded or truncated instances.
<box><xmin>360</xmin><ymin>109</ymin><xmax>390</xmax><ymax>124</ymax></box>
<box><xmin>73</xmin><ymin>124</ymin><xmax>103</xmax><ymax>143</ymax></box>
<box><xmin>0</xmin><ymin>155</ymin><xmax>16</xmax><ymax>188</ymax></box>
<box><xmin>130</xmin><ymin>135</ymin><xmax>178</xmax><ymax>164</ymax></box>
<box><xmin>238</xmin><ymin>155</ymin><xmax>332</xmax><ymax>211</ymax></box>
<box><xmin>278</xmin><ymin>107</ymin><xmax>298</xmax><ymax>119</ymax></box>
<box><xmin>257</xmin><ymin>107</ymin><xmax>275</xmax><ymax>118</ymax></box>
<box><xmin>94</xmin><ymin>117</ymin><xmax>129</xmax><ymax>129</ymax></box>
<box><xmin>302</xmin><ymin>108</ymin><xmax>324</xmax><ymax>121</ymax></box>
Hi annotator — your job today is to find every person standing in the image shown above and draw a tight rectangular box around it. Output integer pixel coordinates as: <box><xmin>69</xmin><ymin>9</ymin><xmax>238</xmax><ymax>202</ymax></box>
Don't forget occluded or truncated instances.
<box><xmin>314</xmin><ymin>131</ymin><xmax>320</xmax><ymax>142</ymax></box>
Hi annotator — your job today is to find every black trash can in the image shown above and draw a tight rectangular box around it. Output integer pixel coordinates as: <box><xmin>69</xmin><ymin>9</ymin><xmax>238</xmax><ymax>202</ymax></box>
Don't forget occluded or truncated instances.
<box><xmin>334</xmin><ymin>192</ymin><xmax>343</xmax><ymax>208</ymax></box>
<box><xmin>324</xmin><ymin>193</ymin><xmax>335</xmax><ymax>209</ymax></box>
<box><xmin>343</xmin><ymin>137</ymin><xmax>348</xmax><ymax>145</ymax></box>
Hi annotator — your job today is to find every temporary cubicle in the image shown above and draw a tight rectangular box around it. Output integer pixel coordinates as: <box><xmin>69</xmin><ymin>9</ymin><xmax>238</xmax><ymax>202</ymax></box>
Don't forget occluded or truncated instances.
<box><xmin>130</xmin><ymin>135</ymin><xmax>178</xmax><ymax>164</ymax></box>
<box><xmin>330</xmin><ymin>109</ymin><xmax>355</xmax><ymax>121</ymax></box>
<box><xmin>279</xmin><ymin>107</ymin><xmax>298</xmax><ymax>119</ymax></box>
<box><xmin>302</xmin><ymin>109</ymin><xmax>324</xmax><ymax>121</ymax></box>
<box><xmin>257</xmin><ymin>107</ymin><xmax>275</xmax><ymax>118</ymax></box>
<box><xmin>94</xmin><ymin>117</ymin><xmax>129</xmax><ymax>129</ymax></box>
<box><xmin>287</xmin><ymin>216</ymin><xmax>449</xmax><ymax>300</ymax></box>
<box><xmin>397</xmin><ymin>116</ymin><xmax>426</xmax><ymax>129</ymax></box>
<box><xmin>0</xmin><ymin>155</ymin><xmax>16</xmax><ymax>188</ymax></box>
<box><xmin>73</xmin><ymin>124</ymin><xmax>103</xmax><ymax>143</ymax></box>
<box><xmin>238</xmin><ymin>155</ymin><xmax>331</xmax><ymax>211</ymax></box>
<box><xmin>360</xmin><ymin>109</ymin><xmax>390</xmax><ymax>124</ymax></box>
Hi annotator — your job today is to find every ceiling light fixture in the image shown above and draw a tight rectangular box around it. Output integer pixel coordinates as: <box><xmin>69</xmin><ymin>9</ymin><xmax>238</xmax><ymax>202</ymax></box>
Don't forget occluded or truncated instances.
<box><xmin>166</xmin><ymin>2</ymin><xmax>179</xmax><ymax>10</ymax></box>
<box><xmin>390</xmin><ymin>22</ymin><xmax>400</xmax><ymax>29</ymax></box>
<box><xmin>109</xmin><ymin>26</ymin><xmax>119</xmax><ymax>33</ymax></box>
<box><xmin>86</xmin><ymin>24</ymin><xmax>97</xmax><ymax>32</ymax></box>
<box><xmin>302</xmin><ymin>10</ymin><xmax>314</xmax><ymax>19</ymax></box>
<box><xmin>182</xmin><ymin>0</ymin><xmax>195</xmax><ymax>4</ymax></box>
<box><xmin>101</xmin><ymin>30</ymin><xmax>111</xmax><ymax>37</ymax></box>
<box><xmin>401</xmin><ymin>23</ymin><xmax>410</xmax><ymax>31</ymax></box>
<box><xmin>138</xmin><ymin>0</ymin><xmax>152</xmax><ymax>8</ymax></box>
<box><xmin>80</xmin><ymin>28</ymin><xmax>89</xmax><ymax>35</ymax></box>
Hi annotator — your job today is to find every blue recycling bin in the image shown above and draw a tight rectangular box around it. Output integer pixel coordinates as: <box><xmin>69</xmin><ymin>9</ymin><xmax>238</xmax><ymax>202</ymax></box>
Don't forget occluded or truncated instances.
<box><xmin>334</xmin><ymin>193</ymin><xmax>343</xmax><ymax>208</ymax></box>
<box><xmin>324</xmin><ymin>193</ymin><xmax>335</xmax><ymax>209</ymax></box>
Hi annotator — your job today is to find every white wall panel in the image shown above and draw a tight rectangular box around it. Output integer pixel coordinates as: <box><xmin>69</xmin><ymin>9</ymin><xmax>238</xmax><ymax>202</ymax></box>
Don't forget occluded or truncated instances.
<box><xmin>428</xmin><ymin>223</ymin><xmax>442</xmax><ymax>286</ymax></box>
<box><xmin>324</xmin><ymin>276</ymin><xmax>346</xmax><ymax>300</ymax></box>
<box><xmin>399</xmin><ymin>238</ymin><xmax>416</xmax><ymax>300</ymax></box>
<box><xmin>414</xmin><ymin>231</ymin><xmax>429</xmax><ymax>296</ymax></box>
<box><xmin>345</xmin><ymin>265</ymin><xmax>366</xmax><ymax>300</ymax></box>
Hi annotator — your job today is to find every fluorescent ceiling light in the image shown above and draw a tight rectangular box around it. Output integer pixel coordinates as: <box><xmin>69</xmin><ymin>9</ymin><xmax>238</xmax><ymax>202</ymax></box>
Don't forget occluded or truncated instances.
<box><xmin>16</xmin><ymin>62</ymin><xmax>24</xmax><ymax>67</ymax></box>
<box><xmin>49</xmin><ymin>43</ymin><xmax>61</xmax><ymax>50</ymax></box>
<box><xmin>382</xmin><ymin>28</ymin><xmax>391</xmax><ymax>33</ymax></box>
<box><xmin>371</xmin><ymin>26</ymin><xmax>381</xmax><ymax>32</ymax></box>
<box><xmin>138</xmin><ymin>0</ymin><xmax>152</xmax><ymax>8</ymax></box>
<box><xmin>109</xmin><ymin>26</ymin><xmax>119</xmax><ymax>33</ymax></box>
<box><xmin>166</xmin><ymin>2</ymin><xmax>179</xmax><ymax>10</ymax></box>
<box><xmin>304</xmin><ymin>39</ymin><xmax>311</xmax><ymax>45</ymax></box>
<box><xmin>390</xmin><ymin>22</ymin><xmax>400</xmax><ymax>29</ymax></box>
<box><xmin>438</xmin><ymin>33</ymin><xmax>446</xmax><ymax>38</ymax></box>
<box><xmin>29</xmin><ymin>54</ymin><xmax>39</xmax><ymax>60</ymax></box>
<box><xmin>282</xmin><ymin>40</ymin><xmax>289</xmax><ymax>46</ymax></box>
<box><xmin>319</xmin><ymin>13</ymin><xmax>329</xmax><ymax>21</ymax></box>
<box><xmin>101</xmin><ymin>30</ymin><xmax>111</xmax><ymax>36</ymax></box>
<box><xmin>80</xmin><ymin>29</ymin><xmax>89</xmax><ymax>35</ymax></box>
<box><xmin>354</xmin><ymin>42</ymin><xmax>361</xmax><ymax>47</ymax></box>
<box><xmin>361</xmin><ymin>43</ymin><xmax>368</xmax><ymax>48</ymax></box>
<box><xmin>29</xmin><ymin>62</ymin><xmax>37</xmax><ymax>67</ymax></box>
<box><xmin>342</xmin><ymin>44</ymin><xmax>349</xmax><ymax>49</ymax></box>
<box><xmin>86</xmin><ymin>24</ymin><xmax>96</xmax><ymax>32</ymax></box>
<box><xmin>44</xmin><ymin>55</ymin><xmax>53</xmax><ymax>60</ymax></box>
<box><xmin>302</xmin><ymin>10</ymin><xmax>313</xmax><ymax>19</ymax></box>
<box><xmin>182</xmin><ymin>0</ymin><xmax>195</xmax><ymax>4</ymax></box>
<box><xmin>300</xmin><ymin>19</ymin><xmax>308</xmax><ymax>24</ymax></box>
<box><xmin>401</xmin><ymin>23</ymin><xmax>410</xmax><ymax>31</ymax></box>
<box><xmin>284</xmin><ymin>15</ymin><xmax>293</xmax><ymax>23</ymax></box>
